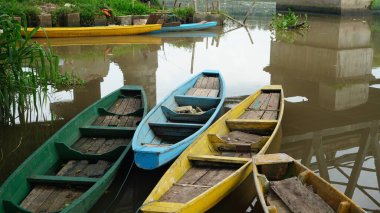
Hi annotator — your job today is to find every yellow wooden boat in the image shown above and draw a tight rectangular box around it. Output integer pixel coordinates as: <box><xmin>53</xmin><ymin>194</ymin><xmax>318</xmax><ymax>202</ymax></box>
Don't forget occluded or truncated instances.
<box><xmin>252</xmin><ymin>153</ymin><xmax>365</xmax><ymax>213</ymax></box>
<box><xmin>26</xmin><ymin>24</ymin><xmax>161</xmax><ymax>38</ymax></box>
<box><xmin>141</xmin><ymin>85</ymin><xmax>284</xmax><ymax>212</ymax></box>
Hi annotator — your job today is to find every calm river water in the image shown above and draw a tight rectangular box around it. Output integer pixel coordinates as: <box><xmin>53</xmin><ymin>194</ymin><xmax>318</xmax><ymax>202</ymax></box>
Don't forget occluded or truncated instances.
<box><xmin>1</xmin><ymin>2</ymin><xmax>380</xmax><ymax>212</ymax></box>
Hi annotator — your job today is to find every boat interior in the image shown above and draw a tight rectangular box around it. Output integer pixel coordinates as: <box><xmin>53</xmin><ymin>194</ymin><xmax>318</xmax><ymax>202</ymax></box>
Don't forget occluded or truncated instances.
<box><xmin>142</xmin><ymin>73</ymin><xmax>222</xmax><ymax>146</ymax></box>
<box><xmin>211</xmin><ymin>89</ymin><xmax>282</xmax><ymax>158</ymax></box>
<box><xmin>255</xmin><ymin>154</ymin><xmax>359</xmax><ymax>213</ymax></box>
<box><xmin>4</xmin><ymin>88</ymin><xmax>144</xmax><ymax>212</ymax></box>
<box><xmin>158</xmin><ymin>155</ymin><xmax>250</xmax><ymax>204</ymax></box>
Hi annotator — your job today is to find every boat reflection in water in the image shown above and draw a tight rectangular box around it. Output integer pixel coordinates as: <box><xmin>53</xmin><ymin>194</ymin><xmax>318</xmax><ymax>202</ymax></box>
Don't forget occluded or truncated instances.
<box><xmin>265</xmin><ymin>16</ymin><xmax>380</xmax><ymax>212</ymax></box>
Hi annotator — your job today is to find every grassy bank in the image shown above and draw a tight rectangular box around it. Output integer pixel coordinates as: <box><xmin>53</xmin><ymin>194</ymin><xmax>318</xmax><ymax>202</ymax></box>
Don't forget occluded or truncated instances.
<box><xmin>0</xmin><ymin>0</ymin><xmax>160</xmax><ymax>26</ymax></box>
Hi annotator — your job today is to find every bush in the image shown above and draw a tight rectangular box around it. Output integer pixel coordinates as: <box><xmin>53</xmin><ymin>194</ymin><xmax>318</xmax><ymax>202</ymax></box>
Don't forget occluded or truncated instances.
<box><xmin>0</xmin><ymin>2</ymin><xmax>41</xmax><ymax>26</ymax></box>
<box><xmin>172</xmin><ymin>7</ymin><xmax>194</xmax><ymax>23</ymax></box>
<box><xmin>372</xmin><ymin>0</ymin><xmax>380</xmax><ymax>10</ymax></box>
<box><xmin>110</xmin><ymin>0</ymin><xmax>152</xmax><ymax>16</ymax></box>
<box><xmin>51</xmin><ymin>6</ymin><xmax>77</xmax><ymax>26</ymax></box>
<box><xmin>76</xmin><ymin>4</ymin><xmax>98</xmax><ymax>26</ymax></box>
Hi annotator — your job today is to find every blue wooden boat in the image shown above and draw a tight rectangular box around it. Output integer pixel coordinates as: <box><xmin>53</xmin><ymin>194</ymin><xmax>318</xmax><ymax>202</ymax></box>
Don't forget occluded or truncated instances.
<box><xmin>150</xmin><ymin>21</ymin><xmax>218</xmax><ymax>34</ymax></box>
<box><xmin>132</xmin><ymin>70</ymin><xmax>226</xmax><ymax>169</ymax></box>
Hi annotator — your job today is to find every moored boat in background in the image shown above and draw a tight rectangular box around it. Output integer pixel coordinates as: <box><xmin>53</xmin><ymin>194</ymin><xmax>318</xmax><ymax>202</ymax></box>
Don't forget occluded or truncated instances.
<box><xmin>26</xmin><ymin>24</ymin><xmax>161</xmax><ymax>38</ymax></box>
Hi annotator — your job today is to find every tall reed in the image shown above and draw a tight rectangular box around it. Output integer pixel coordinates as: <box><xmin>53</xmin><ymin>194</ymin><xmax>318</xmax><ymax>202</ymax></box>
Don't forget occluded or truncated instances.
<box><xmin>0</xmin><ymin>15</ymin><xmax>81</xmax><ymax>125</ymax></box>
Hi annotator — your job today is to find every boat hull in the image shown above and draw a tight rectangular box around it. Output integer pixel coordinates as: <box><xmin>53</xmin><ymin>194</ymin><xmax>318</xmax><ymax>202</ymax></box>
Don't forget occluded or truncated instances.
<box><xmin>27</xmin><ymin>24</ymin><xmax>161</xmax><ymax>38</ymax></box>
<box><xmin>132</xmin><ymin>70</ymin><xmax>226</xmax><ymax>170</ymax></box>
<box><xmin>0</xmin><ymin>85</ymin><xmax>147</xmax><ymax>213</ymax></box>
<box><xmin>141</xmin><ymin>85</ymin><xmax>284</xmax><ymax>212</ymax></box>
<box><xmin>150</xmin><ymin>22</ymin><xmax>217</xmax><ymax>34</ymax></box>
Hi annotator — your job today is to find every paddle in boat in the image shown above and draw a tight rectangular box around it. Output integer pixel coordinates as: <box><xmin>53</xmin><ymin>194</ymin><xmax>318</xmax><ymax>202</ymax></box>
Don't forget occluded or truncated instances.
<box><xmin>149</xmin><ymin>21</ymin><xmax>217</xmax><ymax>34</ymax></box>
<box><xmin>0</xmin><ymin>85</ymin><xmax>147</xmax><ymax>213</ymax></box>
<box><xmin>252</xmin><ymin>153</ymin><xmax>365</xmax><ymax>213</ymax></box>
<box><xmin>26</xmin><ymin>24</ymin><xmax>161</xmax><ymax>38</ymax></box>
<box><xmin>132</xmin><ymin>70</ymin><xmax>226</xmax><ymax>170</ymax></box>
<box><xmin>140</xmin><ymin>85</ymin><xmax>284</xmax><ymax>212</ymax></box>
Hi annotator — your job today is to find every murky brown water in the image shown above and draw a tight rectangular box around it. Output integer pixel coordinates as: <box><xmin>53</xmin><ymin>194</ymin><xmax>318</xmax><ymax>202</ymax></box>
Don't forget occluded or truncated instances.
<box><xmin>1</xmin><ymin>10</ymin><xmax>379</xmax><ymax>212</ymax></box>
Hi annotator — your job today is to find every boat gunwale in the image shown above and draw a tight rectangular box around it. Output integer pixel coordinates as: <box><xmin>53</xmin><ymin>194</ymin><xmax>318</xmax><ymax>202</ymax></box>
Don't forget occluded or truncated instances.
<box><xmin>132</xmin><ymin>70</ymin><xmax>226</xmax><ymax>155</ymax></box>
<box><xmin>141</xmin><ymin>85</ymin><xmax>284</xmax><ymax>212</ymax></box>
<box><xmin>0</xmin><ymin>85</ymin><xmax>147</xmax><ymax>213</ymax></box>
<box><xmin>141</xmin><ymin>158</ymin><xmax>253</xmax><ymax>212</ymax></box>
<box><xmin>252</xmin><ymin>153</ymin><xmax>366</xmax><ymax>213</ymax></box>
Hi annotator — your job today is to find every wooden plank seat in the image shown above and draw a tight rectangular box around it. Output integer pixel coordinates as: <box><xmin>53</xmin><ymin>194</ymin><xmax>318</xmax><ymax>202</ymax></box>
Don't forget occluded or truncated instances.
<box><xmin>93</xmin><ymin>97</ymin><xmax>142</xmax><ymax>127</ymax></box>
<box><xmin>185</xmin><ymin>88</ymin><xmax>219</xmax><ymax>97</ymax></box>
<box><xmin>71</xmin><ymin>137</ymin><xmax>130</xmax><ymax>154</ymax></box>
<box><xmin>185</xmin><ymin>76</ymin><xmax>220</xmax><ymax>97</ymax></box>
<box><xmin>174</xmin><ymin>95</ymin><xmax>221</xmax><ymax>110</ymax></box>
<box><xmin>161</xmin><ymin>106</ymin><xmax>216</xmax><ymax>123</ymax></box>
<box><xmin>208</xmin><ymin>131</ymin><xmax>269</xmax><ymax>152</ymax></box>
<box><xmin>149</xmin><ymin>122</ymin><xmax>203</xmax><ymax>142</ymax></box>
<box><xmin>20</xmin><ymin>185</ymin><xmax>85</xmax><ymax>212</ymax></box>
<box><xmin>226</xmin><ymin>119</ymin><xmax>278</xmax><ymax>133</ymax></box>
<box><xmin>240</xmin><ymin>92</ymin><xmax>280</xmax><ymax>120</ymax></box>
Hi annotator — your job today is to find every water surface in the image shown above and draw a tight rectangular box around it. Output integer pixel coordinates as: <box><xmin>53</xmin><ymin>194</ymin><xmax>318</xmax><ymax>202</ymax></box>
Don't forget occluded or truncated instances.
<box><xmin>0</xmin><ymin>6</ymin><xmax>379</xmax><ymax>212</ymax></box>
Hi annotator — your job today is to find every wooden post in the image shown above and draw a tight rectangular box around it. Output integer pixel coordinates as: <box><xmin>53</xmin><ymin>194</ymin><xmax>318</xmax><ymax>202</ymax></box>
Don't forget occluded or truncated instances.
<box><xmin>190</xmin><ymin>43</ymin><xmax>195</xmax><ymax>74</ymax></box>
<box><xmin>193</xmin><ymin>0</ymin><xmax>198</xmax><ymax>12</ymax></box>
<box><xmin>173</xmin><ymin>0</ymin><xmax>177</xmax><ymax>8</ymax></box>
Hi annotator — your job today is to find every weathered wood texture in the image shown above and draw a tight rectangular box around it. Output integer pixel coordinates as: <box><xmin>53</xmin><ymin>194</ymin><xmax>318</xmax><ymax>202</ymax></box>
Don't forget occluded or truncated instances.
<box><xmin>240</xmin><ymin>92</ymin><xmax>280</xmax><ymax>120</ymax></box>
<box><xmin>221</xmin><ymin>131</ymin><xmax>263</xmax><ymax>144</ymax></box>
<box><xmin>159</xmin><ymin>166</ymin><xmax>235</xmax><ymax>203</ymax></box>
<box><xmin>185</xmin><ymin>77</ymin><xmax>220</xmax><ymax>97</ymax></box>
<box><xmin>93</xmin><ymin>97</ymin><xmax>142</xmax><ymax>127</ymax></box>
<box><xmin>270</xmin><ymin>177</ymin><xmax>335</xmax><ymax>213</ymax></box>
<box><xmin>20</xmin><ymin>185</ymin><xmax>84</xmax><ymax>212</ymax></box>
<box><xmin>57</xmin><ymin>160</ymin><xmax>112</xmax><ymax>178</ymax></box>
<box><xmin>72</xmin><ymin>137</ymin><xmax>130</xmax><ymax>154</ymax></box>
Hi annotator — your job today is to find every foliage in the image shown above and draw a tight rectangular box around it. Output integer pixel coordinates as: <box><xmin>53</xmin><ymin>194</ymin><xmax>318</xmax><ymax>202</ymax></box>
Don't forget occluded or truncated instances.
<box><xmin>372</xmin><ymin>0</ymin><xmax>380</xmax><ymax>10</ymax></box>
<box><xmin>172</xmin><ymin>7</ymin><xmax>194</xmax><ymax>23</ymax></box>
<box><xmin>76</xmin><ymin>4</ymin><xmax>98</xmax><ymax>26</ymax></box>
<box><xmin>110</xmin><ymin>0</ymin><xmax>153</xmax><ymax>16</ymax></box>
<box><xmin>0</xmin><ymin>2</ymin><xmax>41</xmax><ymax>26</ymax></box>
<box><xmin>270</xmin><ymin>9</ymin><xmax>308</xmax><ymax>30</ymax></box>
<box><xmin>0</xmin><ymin>15</ymin><xmax>82</xmax><ymax>125</ymax></box>
<box><xmin>270</xmin><ymin>29</ymin><xmax>307</xmax><ymax>43</ymax></box>
<box><xmin>51</xmin><ymin>6</ymin><xmax>78</xmax><ymax>26</ymax></box>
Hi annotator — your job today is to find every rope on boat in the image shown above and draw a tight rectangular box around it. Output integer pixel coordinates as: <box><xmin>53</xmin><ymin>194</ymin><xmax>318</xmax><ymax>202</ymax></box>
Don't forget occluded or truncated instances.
<box><xmin>103</xmin><ymin>159</ymin><xmax>135</xmax><ymax>213</ymax></box>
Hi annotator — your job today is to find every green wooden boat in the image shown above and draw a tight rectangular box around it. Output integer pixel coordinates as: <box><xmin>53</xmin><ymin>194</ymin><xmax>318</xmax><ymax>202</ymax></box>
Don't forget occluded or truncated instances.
<box><xmin>0</xmin><ymin>85</ymin><xmax>147</xmax><ymax>213</ymax></box>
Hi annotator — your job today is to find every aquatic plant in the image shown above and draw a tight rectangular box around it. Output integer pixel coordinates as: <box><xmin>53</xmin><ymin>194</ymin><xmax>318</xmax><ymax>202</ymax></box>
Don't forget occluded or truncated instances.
<box><xmin>0</xmin><ymin>15</ymin><xmax>82</xmax><ymax>125</ymax></box>
<box><xmin>270</xmin><ymin>9</ymin><xmax>308</xmax><ymax>30</ymax></box>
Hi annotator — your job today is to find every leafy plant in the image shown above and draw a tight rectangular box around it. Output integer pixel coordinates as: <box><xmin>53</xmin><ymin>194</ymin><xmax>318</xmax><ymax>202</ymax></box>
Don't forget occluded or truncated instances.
<box><xmin>172</xmin><ymin>7</ymin><xmax>194</xmax><ymax>23</ymax></box>
<box><xmin>110</xmin><ymin>0</ymin><xmax>153</xmax><ymax>16</ymax></box>
<box><xmin>76</xmin><ymin>4</ymin><xmax>98</xmax><ymax>26</ymax></box>
<box><xmin>51</xmin><ymin>6</ymin><xmax>77</xmax><ymax>26</ymax></box>
<box><xmin>0</xmin><ymin>15</ymin><xmax>82</xmax><ymax>125</ymax></box>
<box><xmin>270</xmin><ymin>9</ymin><xmax>308</xmax><ymax>30</ymax></box>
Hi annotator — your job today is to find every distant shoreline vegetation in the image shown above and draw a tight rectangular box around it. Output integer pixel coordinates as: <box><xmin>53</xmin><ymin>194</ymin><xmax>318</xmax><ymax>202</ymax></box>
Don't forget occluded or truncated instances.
<box><xmin>0</xmin><ymin>0</ymin><xmax>161</xmax><ymax>27</ymax></box>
